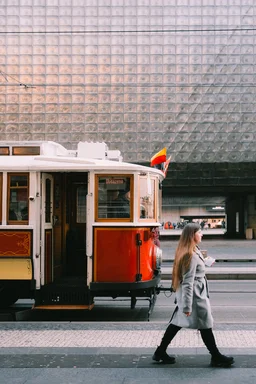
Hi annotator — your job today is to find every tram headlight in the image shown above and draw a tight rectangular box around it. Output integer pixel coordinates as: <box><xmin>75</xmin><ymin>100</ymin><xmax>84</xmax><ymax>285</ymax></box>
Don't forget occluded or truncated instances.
<box><xmin>155</xmin><ymin>246</ymin><xmax>162</xmax><ymax>269</ymax></box>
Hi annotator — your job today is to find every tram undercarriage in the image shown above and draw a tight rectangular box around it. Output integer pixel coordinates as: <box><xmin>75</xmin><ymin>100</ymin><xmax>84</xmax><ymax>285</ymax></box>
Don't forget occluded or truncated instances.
<box><xmin>33</xmin><ymin>274</ymin><xmax>161</xmax><ymax>319</ymax></box>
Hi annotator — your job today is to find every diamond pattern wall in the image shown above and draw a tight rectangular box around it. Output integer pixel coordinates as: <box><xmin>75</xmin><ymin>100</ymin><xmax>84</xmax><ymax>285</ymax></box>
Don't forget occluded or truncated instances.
<box><xmin>0</xmin><ymin>1</ymin><xmax>255</xmax><ymax>163</ymax></box>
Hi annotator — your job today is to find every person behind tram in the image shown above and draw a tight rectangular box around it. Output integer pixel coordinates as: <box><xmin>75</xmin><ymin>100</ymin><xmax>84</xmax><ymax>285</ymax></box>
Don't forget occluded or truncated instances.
<box><xmin>152</xmin><ymin>222</ymin><xmax>234</xmax><ymax>367</ymax></box>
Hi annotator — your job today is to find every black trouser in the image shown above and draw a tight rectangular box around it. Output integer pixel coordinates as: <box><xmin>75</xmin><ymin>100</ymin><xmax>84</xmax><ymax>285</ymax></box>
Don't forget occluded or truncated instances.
<box><xmin>159</xmin><ymin>324</ymin><xmax>220</xmax><ymax>357</ymax></box>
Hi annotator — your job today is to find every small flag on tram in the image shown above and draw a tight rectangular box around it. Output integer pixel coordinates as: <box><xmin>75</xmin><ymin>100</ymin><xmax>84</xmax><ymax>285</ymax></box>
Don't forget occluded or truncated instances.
<box><xmin>150</xmin><ymin>147</ymin><xmax>166</xmax><ymax>166</ymax></box>
<box><xmin>150</xmin><ymin>148</ymin><xmax>171</xmax><ymax>178</ymax></box>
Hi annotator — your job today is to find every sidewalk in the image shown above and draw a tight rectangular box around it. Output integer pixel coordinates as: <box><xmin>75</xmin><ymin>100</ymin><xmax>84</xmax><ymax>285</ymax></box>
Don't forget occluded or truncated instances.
<box><xmin>1</xmin><ymin>323</ymin><xmax>255</xmax><ymax>383</ymax></box>
<box><xmin>0</xmin><ymin>322</ymin><xmax>255</xmax><ymax>352</ymax></box>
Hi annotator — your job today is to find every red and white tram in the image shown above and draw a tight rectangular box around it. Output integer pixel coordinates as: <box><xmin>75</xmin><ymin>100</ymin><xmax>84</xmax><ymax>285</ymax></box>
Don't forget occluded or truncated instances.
<box><xmin>0</xmin><ymin>141</ymin><xmax>164</xmax><ymax>314</ymax></box>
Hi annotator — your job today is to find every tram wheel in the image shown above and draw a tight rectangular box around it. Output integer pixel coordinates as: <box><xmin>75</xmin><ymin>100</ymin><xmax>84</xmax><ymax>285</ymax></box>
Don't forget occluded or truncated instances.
<box><xmin>0</xmin><ymin>285</ymin><xmax>19</xmax><ymax>308</ymax></box>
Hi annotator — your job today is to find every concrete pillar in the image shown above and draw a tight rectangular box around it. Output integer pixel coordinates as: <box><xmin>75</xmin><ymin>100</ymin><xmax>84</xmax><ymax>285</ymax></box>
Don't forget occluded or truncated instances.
<box><xmin>225</xmin><ymin>195</ymin><xmax>245</xmax><ymax>239</ymax></box>
<box><xmin>247</xmin><ymin>195</ymin><xmax>256</xmax><ymax>239</ymax></box>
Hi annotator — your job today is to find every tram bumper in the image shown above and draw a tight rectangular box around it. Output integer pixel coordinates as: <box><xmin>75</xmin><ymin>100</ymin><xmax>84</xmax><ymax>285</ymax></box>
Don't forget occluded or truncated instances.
<box><xmin>89</xmin><ymin>274</ymin><xmax>161</xmax><ymax>298</ymax></box>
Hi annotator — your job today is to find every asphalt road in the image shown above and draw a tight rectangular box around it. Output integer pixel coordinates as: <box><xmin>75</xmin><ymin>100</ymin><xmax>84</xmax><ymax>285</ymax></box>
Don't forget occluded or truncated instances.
<box><xmin>151</xmin><ymin>279</ymin><xmax>256</xmax><ymax>324</ymax></box>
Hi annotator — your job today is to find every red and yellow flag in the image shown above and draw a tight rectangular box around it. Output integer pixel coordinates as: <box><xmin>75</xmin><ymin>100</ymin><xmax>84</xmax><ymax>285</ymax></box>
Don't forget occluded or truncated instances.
<box><xmin>150</xmin><ymin>147</ymin><xmax>166</xmax><ymax>166</ymax></box>
<box><xmin>150</xmin><ymin>148</ymin><xmax>171</xmax><ymax>178</ymax></box>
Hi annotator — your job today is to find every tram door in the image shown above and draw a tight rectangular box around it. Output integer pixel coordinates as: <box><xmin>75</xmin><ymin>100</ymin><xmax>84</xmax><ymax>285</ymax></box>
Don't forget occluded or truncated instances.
<box><xmin>41</xmin><ymin>173</ymin><xmax>54</xmax><ymax>285</ymax></box>
<box><xmin>66</xmin><ymin>175</ymin><xmax>88</xmax><ymax>277</ymax></box>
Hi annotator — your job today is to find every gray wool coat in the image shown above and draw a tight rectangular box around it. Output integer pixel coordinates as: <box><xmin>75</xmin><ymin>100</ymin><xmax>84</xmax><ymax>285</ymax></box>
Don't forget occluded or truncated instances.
<box><xmin>170</xmin><ymin>247</ymin><xmax>213</xmax><ymax>329</ymax></box>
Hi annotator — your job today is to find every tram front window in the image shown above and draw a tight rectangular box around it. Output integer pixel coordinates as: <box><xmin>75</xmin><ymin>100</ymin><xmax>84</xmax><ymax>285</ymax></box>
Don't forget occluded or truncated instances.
<box><xmin>96</xmin><ymin>175</ymin><xmax>132</xmax><ymax>220</ymax></box>
<box><xmin>139</xmin><ymin>176</ymin><xmax>156</xmax><ymax>220</ymax></box>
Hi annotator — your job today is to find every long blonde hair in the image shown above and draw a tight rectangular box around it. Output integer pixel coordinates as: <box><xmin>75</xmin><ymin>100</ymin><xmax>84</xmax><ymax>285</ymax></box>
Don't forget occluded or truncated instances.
<box><xmin>172</xmin><ymin>223</ymin><xmax>200</xmax><ymax>291</ymax></box>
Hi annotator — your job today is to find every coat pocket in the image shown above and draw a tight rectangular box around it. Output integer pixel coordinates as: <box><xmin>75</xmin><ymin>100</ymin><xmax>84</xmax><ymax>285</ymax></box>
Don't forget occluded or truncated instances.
<box><xmin>194</xmin><ymin>279</ymin><xmax>204</xmax><ymax>296</ymax></box>
<box><xmin>199</xmin><ymin>280</ymin><xmax>205</xmax><ymax>294</ymax></box>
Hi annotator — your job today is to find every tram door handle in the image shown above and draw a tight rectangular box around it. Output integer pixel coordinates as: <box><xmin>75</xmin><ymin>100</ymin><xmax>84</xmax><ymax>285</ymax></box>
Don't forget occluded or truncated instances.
<box><xmin>52</xmin><ymin>215</ymin><xmax>59</xmax><ymax>226</ymax></box>
<box><xmin>136</xmin><ymin>233</ymin><xmax>142</xmax><ymax>282</ymax></box>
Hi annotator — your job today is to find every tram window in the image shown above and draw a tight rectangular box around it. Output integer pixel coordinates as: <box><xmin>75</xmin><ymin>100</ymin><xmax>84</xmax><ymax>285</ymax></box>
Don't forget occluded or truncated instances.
<box><xmin>139</xmin><ymin>176</ymin><xmax>156</xmax><ymax>221</ymax></box>
<box><xmin>76</xmin><ymin>185</ymin><xmax>87</xmax><ymax>223</ymax></box>
<box><xmin>45</xmin><ymin>178</ymin><xmax>51</xmax><ymax>223</ymax></box>
<box><xmin>95</xmin><ymin>175</ymin><xmax>132</xmax><ymax>221</ymax></box>
<box><xmin>0</xmin><ymin>147</ymin><xmax>9</xmax><ymax>155</ymax></box>
<box><xmin>7</xmin><ymin>173</ymin><xmax>29</xmax><ymax>224</ymax></box>
<box><xmin>12</xmin><ymin>146</ymin><xmax>40</xmax><ymax>156</ymax></box>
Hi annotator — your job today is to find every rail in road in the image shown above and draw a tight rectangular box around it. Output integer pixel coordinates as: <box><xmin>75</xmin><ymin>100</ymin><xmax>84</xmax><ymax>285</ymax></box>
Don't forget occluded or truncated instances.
<box><xmin>1</xmin><ymin>280</ymin><xmax>256</xmax><ymax>323</ymax></box>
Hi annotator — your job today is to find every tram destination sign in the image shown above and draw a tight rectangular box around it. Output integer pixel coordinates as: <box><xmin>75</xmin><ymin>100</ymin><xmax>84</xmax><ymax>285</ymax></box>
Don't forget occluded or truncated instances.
<box><xmin>106</xmin><ymin>178</ymin><xmax>125</xmax><ymax>185</ymax></box>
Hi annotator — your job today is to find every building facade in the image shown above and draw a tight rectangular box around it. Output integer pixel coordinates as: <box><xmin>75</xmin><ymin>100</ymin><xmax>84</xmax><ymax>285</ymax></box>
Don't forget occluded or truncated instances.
<box><xmin>0</xmin><ymin>0</ymin><xmax>256</xmax><ymax>237</ymax></box>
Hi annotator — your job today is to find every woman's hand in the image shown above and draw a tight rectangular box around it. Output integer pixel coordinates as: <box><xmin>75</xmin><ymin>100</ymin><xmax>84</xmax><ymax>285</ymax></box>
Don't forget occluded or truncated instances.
<box><xmin>184</xmin><ymin>312</ymin><xmax>191</xmax><ymax>317</ymax></box>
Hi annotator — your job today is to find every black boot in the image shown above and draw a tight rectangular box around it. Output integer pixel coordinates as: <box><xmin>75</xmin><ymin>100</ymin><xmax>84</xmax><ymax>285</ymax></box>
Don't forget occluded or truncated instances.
<box><xmin>211</xmin><ymin>353</ymin><xmax>234</xmax><ymax>367</ymax></box>
<box><xmin>200</xmin><ymin>328</ymin><xmax>234</xmax><ymax>367</ymax></box>
<box><xmin>152</xmin><ymin>346</ymin><xmax>176</xmax><ymax>364</ymax></box>
<box><xmin>152</xmin><ymin>324</ymin><xmax>180</xmax><ymax>364</ymax></box>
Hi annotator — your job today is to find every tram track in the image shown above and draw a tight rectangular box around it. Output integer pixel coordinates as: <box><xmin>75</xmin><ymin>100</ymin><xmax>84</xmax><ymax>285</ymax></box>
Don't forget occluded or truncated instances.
<box><xmin>1</xmin><ymin>278</ymin><xmax>256</xmax><ymax>322</ymax></box>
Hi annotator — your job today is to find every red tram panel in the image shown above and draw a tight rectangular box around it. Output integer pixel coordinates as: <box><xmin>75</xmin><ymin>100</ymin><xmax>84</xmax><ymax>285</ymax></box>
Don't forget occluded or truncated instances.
<box><xmin>94</xmin><ymin>227</ymin><xmax>155</xmax><ymax>283</ymax></box>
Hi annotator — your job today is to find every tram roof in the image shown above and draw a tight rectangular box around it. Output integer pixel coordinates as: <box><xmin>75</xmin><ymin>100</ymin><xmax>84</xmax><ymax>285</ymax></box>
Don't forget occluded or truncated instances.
<box><xmin>0</xmin><ymin>140</ymin><xmax>164</xmax><ymax>179</ymax></box>
<box><xmin>0</xmin><ymin>155</ymin><xmax>163</xmax><ymax>175</ymax></box>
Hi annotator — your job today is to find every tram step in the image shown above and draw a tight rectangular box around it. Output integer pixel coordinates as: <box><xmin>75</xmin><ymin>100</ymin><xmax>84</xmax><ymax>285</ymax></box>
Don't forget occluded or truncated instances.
<box><xmin>34</xmin><ymin>280</ymin><xmax>94</xmax><ymax>308</ymax></box>
<box><xmin>33</xmin><ymin>304</ymin><xmax>94</xmax><ymax>310</ymax></box>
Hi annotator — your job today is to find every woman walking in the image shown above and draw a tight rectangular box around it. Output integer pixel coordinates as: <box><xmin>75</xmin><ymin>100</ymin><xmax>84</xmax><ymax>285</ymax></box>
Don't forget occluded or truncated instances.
<box><xmin>153</xmin><ymin>223</ymin><xmax>234</xmax><ymax>367</ymax></box>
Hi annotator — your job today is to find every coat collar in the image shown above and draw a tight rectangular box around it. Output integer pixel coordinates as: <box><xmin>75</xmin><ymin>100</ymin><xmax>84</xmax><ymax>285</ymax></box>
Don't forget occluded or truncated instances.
<box><xmin>195</xmin><ymin>246</ymin><xmax>205</xmax><ymax>262</ymax></box>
